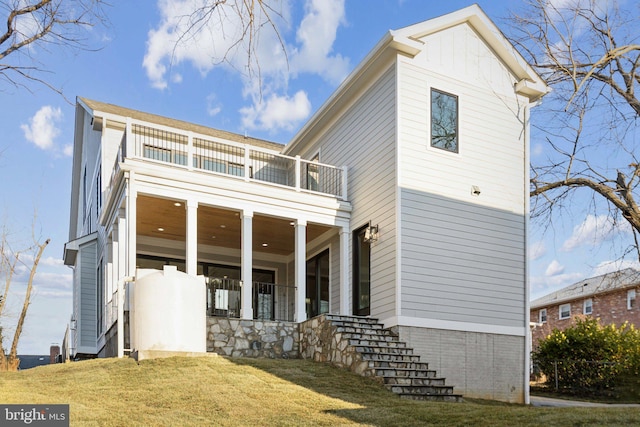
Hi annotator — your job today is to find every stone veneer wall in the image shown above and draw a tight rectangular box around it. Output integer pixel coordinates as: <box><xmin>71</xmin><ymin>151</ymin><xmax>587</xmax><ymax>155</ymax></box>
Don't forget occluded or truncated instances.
<box><xmin>299</xmin><ymin>315</ymin><xmax>374</xmax><ymax>377</ymax></box>
<box><xmin>207</xmin><ymin>317</ymin><xmax>299</xmax><ymax>358</ymax></box>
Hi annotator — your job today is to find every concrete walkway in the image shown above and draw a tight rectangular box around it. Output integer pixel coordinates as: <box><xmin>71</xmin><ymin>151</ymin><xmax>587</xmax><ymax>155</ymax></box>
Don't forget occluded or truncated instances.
<box><xmin>530</xmin><ymin>395</ymin><xmax>640</xmax><ymax>408</ymax></box>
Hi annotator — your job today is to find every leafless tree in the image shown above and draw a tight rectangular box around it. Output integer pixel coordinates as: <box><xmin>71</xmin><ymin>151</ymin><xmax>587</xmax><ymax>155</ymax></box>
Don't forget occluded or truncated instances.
<box><xmin>0</xmin><ymin>227</ymin><xmax>50</xmax><ymax>371</ymax></box>
<box><xmin>176</xmin><ymin>0</ymin><xmax>286</xmax><ymax>92</ymax></box>
<box><xmin>0</xmin><ymin>0</ymin><xmax>106</xmax><ymax>96</ymax></box>
<box><xmin>509</xmin><ymin>0</ymin><xmax>640</xmax><ymax>259</ymax></box>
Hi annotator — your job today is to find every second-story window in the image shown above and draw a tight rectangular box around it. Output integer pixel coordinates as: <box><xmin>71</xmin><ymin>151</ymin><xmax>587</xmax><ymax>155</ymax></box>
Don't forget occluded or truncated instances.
<box><xmin>539</xmin><ymin>308</ymin><xmax>547</xmax><ymax>323</ymax></box>
<box><xmin>431</xmin><ymin>88</ymin><xmax>458</xmax><ymax>153</ymax></box>
<box><xmin>559</xmin><ymin>303</ymin><xmax>571</xmax><ymax>319</ymax></box>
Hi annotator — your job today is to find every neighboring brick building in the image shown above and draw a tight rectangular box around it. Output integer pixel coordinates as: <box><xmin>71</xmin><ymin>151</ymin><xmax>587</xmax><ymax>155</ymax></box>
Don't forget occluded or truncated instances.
<box><xmin>530</xmin><ymin>268</ymin><xmax>640</xmax><ymax>349</ymax></box>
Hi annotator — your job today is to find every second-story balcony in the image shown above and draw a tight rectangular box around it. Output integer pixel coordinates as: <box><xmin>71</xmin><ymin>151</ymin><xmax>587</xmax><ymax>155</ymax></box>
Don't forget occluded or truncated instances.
<box><xmin>109</xmin><ymin>120</ymin><xmax>348</xmax><ymax>203</ymax></box>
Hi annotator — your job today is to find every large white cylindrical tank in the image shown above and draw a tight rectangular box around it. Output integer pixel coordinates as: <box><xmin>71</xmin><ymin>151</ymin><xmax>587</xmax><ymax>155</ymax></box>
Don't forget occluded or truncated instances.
<box><xmin>130</xmin><ymin>266</ymin><xmax>206</xmax><ymax>353</ymax></box>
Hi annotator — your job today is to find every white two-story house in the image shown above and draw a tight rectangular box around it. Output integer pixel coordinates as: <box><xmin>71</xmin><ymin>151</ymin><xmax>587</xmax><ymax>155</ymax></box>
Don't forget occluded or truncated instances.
<box><xmin>64</xmin><ymin>5</ymin><xmax>546</xmax><ymax>403</ymax></box>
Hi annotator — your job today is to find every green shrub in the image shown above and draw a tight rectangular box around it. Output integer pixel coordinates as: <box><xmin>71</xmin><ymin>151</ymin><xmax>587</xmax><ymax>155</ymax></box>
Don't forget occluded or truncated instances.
<box><xmin>533</xmin><ymin>318</ymin><xmax>640</xmax><ymax>392</ymax></box>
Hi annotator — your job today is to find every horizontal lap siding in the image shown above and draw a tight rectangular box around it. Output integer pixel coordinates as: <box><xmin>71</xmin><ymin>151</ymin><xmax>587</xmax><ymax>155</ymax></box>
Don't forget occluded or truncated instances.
<box><xmin>315</xmin><ymin>65</ymin><xmax>398</xmax><ymax>320</ymax></box>
<box><xmin>79</xmin><ymin>241</ymin><xmax>97</xmax><ymax>346</ymax></box>
<box><xmin>397</xmin><ymin>23</ymin><xmax>526</xmax><ymax>328</ymax></box>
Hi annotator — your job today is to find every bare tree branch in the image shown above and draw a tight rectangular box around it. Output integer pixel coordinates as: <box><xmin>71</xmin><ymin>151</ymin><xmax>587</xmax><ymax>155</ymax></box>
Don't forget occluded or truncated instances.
<box><xmin>0</xmin><ymin>0</ymin><xmax>107</xmax><ymax>97</ymax></box>
<box><xmin>510</xmin><ymin>0</ymin><xmax>640</xmax><ymax>258</ymax></box>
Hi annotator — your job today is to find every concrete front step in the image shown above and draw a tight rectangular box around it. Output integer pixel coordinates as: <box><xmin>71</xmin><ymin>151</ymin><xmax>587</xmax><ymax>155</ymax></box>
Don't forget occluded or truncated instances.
<box><xmin>368</xmin><ymin>360</ymin><xmax>430</xmax><ymax>370</ymax></box>
<box><xmin>382</xmin><ymin>376</ymin><xmax>446</xmax><ymax>386</ymax></box>
<box><xmin>335</xmin><ymin>327</ymin><xmax>397</xmax><ymax>338</ymax></box>
<box><xmin>387</xmin><ymin>384</ymin><xmax>455</xmax><ymax>396</ymax></box>
<box><xmin>348</xmin><ymin>338</ymin><xmax>407</xmax><ymax>348</ymax></box>
<box><xmin>375</xmin><ymin>367</ymin><xmax>437</xmax><ymax>378</ymax></box>
<box><xmin>399</xmin><ymin>393</ymin><xmax>464</xmax><ymax>403</ymax></box>
<box><xmin>360</xmin><ymin>352</ymin><xmax>420</xmax><ymax>363</ymax></box>
<box><xmin>353</xmin><ymin>345</ymin><xmax>414</xmax><ymax>355</ymax></box>
<box><xmin>322</xmin><ymin>314</ymin><xmax>462</xmax><ymax>402</ymax></box>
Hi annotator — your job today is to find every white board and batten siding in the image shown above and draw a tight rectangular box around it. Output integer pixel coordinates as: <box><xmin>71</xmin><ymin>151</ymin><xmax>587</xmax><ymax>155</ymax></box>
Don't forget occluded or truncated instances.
<box><xmin>308</xmin><ymin>64</ymin><xmax>399</xmax><ymax>321</ymax></box>
<box><xmin>396</xmin><ymin>22</ymin><xmax>528</xmax><ymax>331</ymax></box>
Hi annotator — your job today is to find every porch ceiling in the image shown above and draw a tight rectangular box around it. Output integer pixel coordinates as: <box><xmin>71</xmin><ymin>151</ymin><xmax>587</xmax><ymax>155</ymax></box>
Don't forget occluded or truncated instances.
<box><xmin>137</xmin><ymin>195</ymin><xmax>331</xmax><ymax>255</ymax></box>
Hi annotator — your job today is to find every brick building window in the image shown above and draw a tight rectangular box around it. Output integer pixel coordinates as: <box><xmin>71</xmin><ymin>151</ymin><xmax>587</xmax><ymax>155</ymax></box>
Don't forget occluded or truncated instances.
<box><xmin>583</xmin><ymin>299</ymin><xmax>592</xmax><ymax>315</ymax></box>
<box><xmin>539</xmin><ymin>308</ymin><xmax>547</xmax><ymax>323</ymax></box>
<box><xmin>628</xmin><ymin>289</ymin><xmax>636</xmax><ymax>310</ymax></box>
<box><xmin>559</xmin><ymin>303</ymin><xmax>571</xmax><ymax>319</ymax></box>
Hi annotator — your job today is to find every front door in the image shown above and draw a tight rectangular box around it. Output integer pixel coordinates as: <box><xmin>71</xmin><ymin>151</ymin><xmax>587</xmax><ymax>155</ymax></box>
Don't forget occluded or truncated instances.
<box><xmin>353</xmin><ymin>225</ymin><xmax>370</xmax><ymax>316</ymax></box>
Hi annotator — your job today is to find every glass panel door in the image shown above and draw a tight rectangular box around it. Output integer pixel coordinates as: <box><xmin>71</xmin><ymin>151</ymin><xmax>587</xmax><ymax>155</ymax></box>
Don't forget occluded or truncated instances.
<box><xmin>353</xmin><ymin>225</ymin><xmax>370</xmax><ymax>316</ymax></box>
<box><xmin>306</xmin><ymin>249</ymin><xmax>330</xmax><ymax>318</ymax></box>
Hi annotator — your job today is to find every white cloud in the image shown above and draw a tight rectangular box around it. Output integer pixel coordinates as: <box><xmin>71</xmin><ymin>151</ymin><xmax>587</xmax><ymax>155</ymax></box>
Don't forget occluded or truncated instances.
<box><xmin>63</xmin><ymin>144</ymin><xmax>73</xmax><ymax>157</ymax></box>
<box><xmin>561</xmin><ymin>214</ymin><xmax>629</xmax><ymax>251</ymax></box>
<box><xmin>290</xmin><ymin>0</ymin><xmax>350</xmax><ymax>84</ymax></box>
<box><xmin>545</xmin><ymin>259</ymin><xmax>565</xmax><ymax>276</ymax></box>
<box><xmin>206</xmin><ymin>93</ymin><xmax>222</xmax><ymax>117</ymax></box>
<box><xmin>529</xmin><ymin>240</ymin><xmax>546</xmax><ymax>261</ymax></box>
<box><xmin>21</xmin><ymin>106</ymin><xmax>63</xmax><ymax>151</ymax></box>
<box><xmin>240</xmin><ymin>90</ymin><xmax>311</xmax><ymax>131</ymax></box>
<box><xmin>144</xmin><ymin>0</ymin><xmax>349</xmax><ymax>132</ymax></box>
<box><xmin>591</xmin><ymin>259</ymin><xmax>640</xmax><ymax>277</ymax></box>
<box><xmin>530</xmin><ymin>271</ymin><xmax>584</xmax><ymax>300</ymax></box>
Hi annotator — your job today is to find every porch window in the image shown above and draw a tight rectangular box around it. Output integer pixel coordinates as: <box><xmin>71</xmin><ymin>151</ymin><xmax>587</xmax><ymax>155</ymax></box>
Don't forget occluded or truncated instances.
<box><xmin>431</xmin><ymin>88</ymin><xmax>458</xmax><ymax>153</ymax></box>
<box><xmin>559</xmin><ymin>303</ymin><xmax>571</xmax><ymax>320</ymax></box>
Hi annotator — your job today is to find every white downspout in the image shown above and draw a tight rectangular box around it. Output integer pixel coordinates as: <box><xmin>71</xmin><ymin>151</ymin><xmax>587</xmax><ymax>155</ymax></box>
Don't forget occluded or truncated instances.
<box><xmin>523</xmin><ymin>99</ymin><xmax>540</xmax><ymax>405</ymax></box>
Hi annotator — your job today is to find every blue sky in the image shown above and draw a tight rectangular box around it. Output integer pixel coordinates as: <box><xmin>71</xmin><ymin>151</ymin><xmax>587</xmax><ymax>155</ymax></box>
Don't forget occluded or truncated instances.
<box><xmin>1</xmin><ymin>0</ymin><xmax>635</xmax><ymax>355</ymax></box>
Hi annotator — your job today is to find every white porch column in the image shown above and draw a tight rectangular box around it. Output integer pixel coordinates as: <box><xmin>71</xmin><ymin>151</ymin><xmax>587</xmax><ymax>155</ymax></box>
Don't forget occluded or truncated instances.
<box><xmin>241</xmin><ymin>210</ymin><xmax>253</xmax><ymax>319</ymax></box>
<box><xmin>294</xmin><ymin>220</ymin><xmax>307</xmax><ymax>323</ymax></box>
<box><xmin>339</xmin><ymin>227</ymin><xmax>350</xmax><ymax>315</ymax></box>
<box><xmin>117</xmin><ymin>211</ymin><xmax>126</xmax><ymax>285</ymax></box>
<box><xmin>186</xmin><ymin>200</ymin><xmax>198</xmax><ymax>276</ymax></box>
<box><xmin>120</xmin><ymin>175</ymin><xmax>137</xmax><ymax>358</ymax></box>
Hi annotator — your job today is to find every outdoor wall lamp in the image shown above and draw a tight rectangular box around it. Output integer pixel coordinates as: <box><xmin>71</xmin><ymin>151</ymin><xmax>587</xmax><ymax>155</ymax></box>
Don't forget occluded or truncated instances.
<box><xmin>471</xmin><ymin>185</ymin><xmax>481</xmax><ymax>196</ymax></box>
<box><xmin>364</xmin><ymin>224</ymin><xmax>379</xmax><ymax>243</ymax></box>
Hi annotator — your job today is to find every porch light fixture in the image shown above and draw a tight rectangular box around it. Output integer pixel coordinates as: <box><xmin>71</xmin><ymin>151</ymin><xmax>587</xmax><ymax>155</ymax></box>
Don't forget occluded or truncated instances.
<box><xmin>364</xmin><ymin>224</ymin><xmax>379</xmax><ymax>243</ymax></box>
<box><xmin>157</xmin><ymin>227</ymin><xmax>164</xmax><ymax>232</ymax></box>
<box><xmin>262</xmin><ymin>243</ymin><xmax>269</xmax><ymax>247</ymax></box>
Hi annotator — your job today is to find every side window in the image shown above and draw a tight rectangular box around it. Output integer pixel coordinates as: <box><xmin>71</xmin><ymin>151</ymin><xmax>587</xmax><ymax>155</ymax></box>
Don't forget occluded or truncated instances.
<box><xmin>583</xmin><ymin>299</ymin><xmax>593</xmax><ymax>315</ymax></box>
<box><xmin>539</xmin><ymin>308</ymin><xmax>547</xmax><ymax>323</ymax></box>
<box><xmin>628</xmin><ymin>289</ymin><xmax>636</xmax><ymax>310</ymax></box>
<box><xmin>431</xmin><ymin>88</ymin><xmax>458</xmax><ymax>153</ymax></box>
<box><xmin>559</xmin><ymin>303</ymin><xmax>571</xmax><ymax>319</ymax></box>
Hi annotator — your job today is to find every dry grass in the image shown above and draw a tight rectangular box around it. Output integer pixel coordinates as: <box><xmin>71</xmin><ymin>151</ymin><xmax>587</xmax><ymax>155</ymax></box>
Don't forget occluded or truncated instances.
<box><xmin>1</xmin><ymin>356</ymin><xmax>639</xmax><ymax>426</ymax></box>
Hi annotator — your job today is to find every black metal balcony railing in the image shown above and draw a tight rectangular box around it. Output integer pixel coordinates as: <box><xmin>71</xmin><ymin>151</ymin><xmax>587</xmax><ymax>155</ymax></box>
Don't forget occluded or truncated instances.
<box><xmin>120</xmin><ymin>122</ymin><xmax>345</xmax><ymax>200</ymax></box>
<box><xmin>206</xmin><ymin>277</ymin><xmax>296</xmax><ymax>322</ymax></box>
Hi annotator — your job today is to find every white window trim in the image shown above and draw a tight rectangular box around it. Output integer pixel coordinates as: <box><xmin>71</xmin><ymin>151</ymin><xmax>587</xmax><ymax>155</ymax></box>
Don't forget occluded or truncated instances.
<box><xmin>583</xmin><ymin>299</ymin><xmax>592</xmax><ymax>315</ymax></box>
<box><xmin>559</xmin><ymin>303</ymin><xmax>571</xmax><ymax>320</ymax></box>
<box><xmin>628</xmin><ymin>289</ymin><xmax>636</xmax><ymax>310</ymax></box>
<box><xmin>539</xmin><ymin>308</ymin><xmax>547</xmax><ymax>323</ymax></box>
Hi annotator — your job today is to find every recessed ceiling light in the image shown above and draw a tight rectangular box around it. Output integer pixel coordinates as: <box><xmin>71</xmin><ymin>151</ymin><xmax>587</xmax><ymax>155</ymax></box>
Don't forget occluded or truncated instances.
<box><xmin>157</xmin><ymin>227</ymin><xmax>164</xmax><ymax>232</ymax></box>
<box><xmin>262</xmin><ymin>243</ymin><xmax>268</xmax><ymax>247</ymax></box>
<box><xmin>211</xmin><ymin>236</ymin><xmax>216</xmax><ymax>239</ymax></box>
<box><xmin>174</xmin><ymin>202</ymin><xmax>182</xmax><ymax>207</ymax></box>
<box><xmin>289</xmin><ymin>221</ymin><xmax>295</xmax><ymax>226</ymax></box>
<box><xmin>220</xmin><ymin>224</ymin><xmax>226</xmax><ymax>229</ymax></box>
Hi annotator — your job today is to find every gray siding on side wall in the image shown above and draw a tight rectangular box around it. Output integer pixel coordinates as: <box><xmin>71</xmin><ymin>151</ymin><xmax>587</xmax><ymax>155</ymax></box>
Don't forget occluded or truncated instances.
<box><xmin>310</xmin><ymin>64</ymin><xmax>398</xmax><ymax>320</ymax></box>
<box><xmin>400</xmin><ymin>191</ymin><xmax>525</xmax><ymax>327</ymax></box>
<box><xmin>79</xmin><ymin>241</ymin><xmax>97</xmax><ymax>347</ymax></box>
